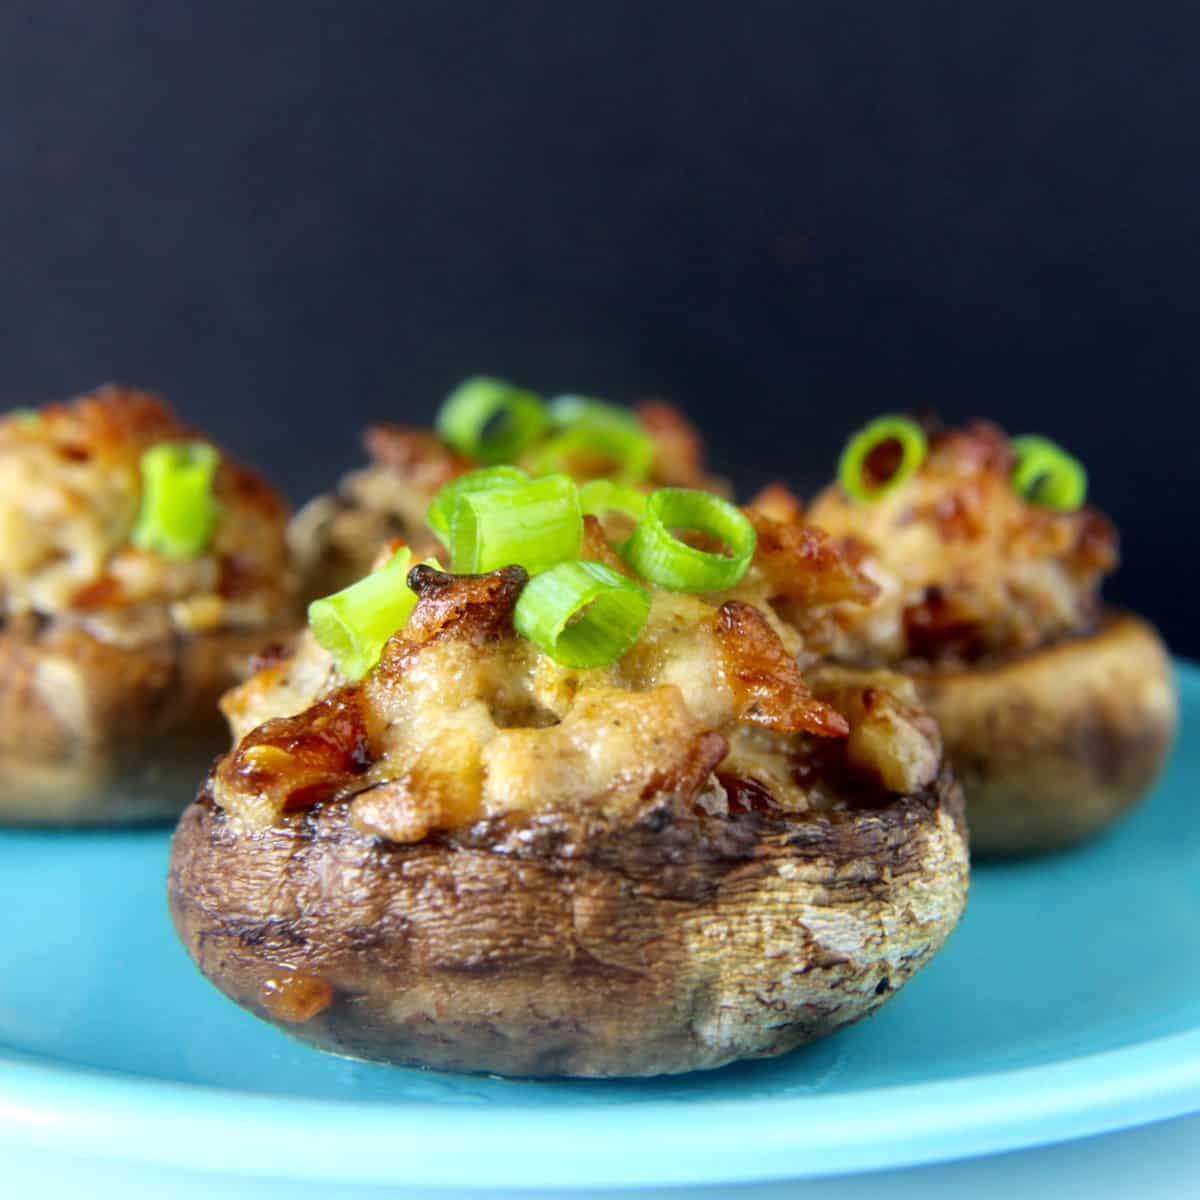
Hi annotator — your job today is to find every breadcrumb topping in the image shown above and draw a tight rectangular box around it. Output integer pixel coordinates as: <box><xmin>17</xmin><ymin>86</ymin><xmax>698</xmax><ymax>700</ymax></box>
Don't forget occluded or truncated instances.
<box><xmin>216</xmin><ymin>519</ymin><xmax>941</xmax><ymax>840</ymax></box>
<box><xmin>0</xmin><ymin>386</ymin><xmax>295</xmax><ymax>641</ymax></box>
<box><xmin>807</xmin><ymin>421</ymin><xmax>1117</xmax><ymax>663</ymax></box>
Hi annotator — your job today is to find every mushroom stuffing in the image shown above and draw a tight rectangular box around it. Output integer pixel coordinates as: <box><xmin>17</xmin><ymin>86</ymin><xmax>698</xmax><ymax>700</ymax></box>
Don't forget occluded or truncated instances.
<box><xmin>170</xmin><ymin>466</ymin><xmax>968</xmax><ymax>1077</ymax></box>
<box><xmin>0</xmin><ymin>386</ymin><xmax>297</xmax><ymax>824</ymax></box>
<box><xmin>799</xmin><ymin>415</ymin><xmax>1177</xmax><ymax>855</ymax></box>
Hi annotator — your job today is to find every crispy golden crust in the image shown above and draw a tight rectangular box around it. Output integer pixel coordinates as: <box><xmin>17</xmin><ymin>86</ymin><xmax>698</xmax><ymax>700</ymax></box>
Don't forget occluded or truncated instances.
<box><xmin>0</xmin><ymin>386</ymin><xmax>298</xmax><ymax>824</ymax></box>
<box><xmin>714</xmin><ymin>600</ymin><xmax>848</xmax><ymax>736</ymax></box>
<box><xmin>168</xmin><ymin>766</ymin><xmax>967</xmax><ymax>1077</ymax></box>
<box><xmin>289</xmin><ymin>401</ymin><xmax>730</xmax><ymax>602</ymax></box>
<box><xmin>798</xmin><ymin>419</ymin><xmax>1161</xmax><ymax>854</ymax></box>
<box><xmin>807</xmin><ymin>421</ymin><xmax>1118</xmax><ymax>663</ymax></box>
<box><xmin>914</xmin><ymin>612</ymin><xmax>1177</xmax><ymax>856</ymax></box>
<box><xmin>0</xmin><ymin>385</ymin><xmax>294</xmax><ymax>629</ymax></box>
<box><xmin>213</xmin><ymin>554</ymin><xmax>917</xmax><ymax>837</ymax></box>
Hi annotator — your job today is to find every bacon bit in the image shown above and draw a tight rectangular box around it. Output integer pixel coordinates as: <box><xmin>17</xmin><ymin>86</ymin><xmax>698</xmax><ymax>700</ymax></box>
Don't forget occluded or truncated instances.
<box><xmin>928</xmin><ymin>420</ymin><xmax>1014</xmax><ymax>474</ymax></box>
<box><xmin>646</xmin><ymin>729</ymin><xmax>730</xmax><ymax>803</ymax></box>
<box><xmin>1072</xmin><ymin>509</ymin><xmax>1120</xmax><ymax>572</ymax></box>
<box><xmin>394</xmin><ymin>564</ymin><xmax>528</xmax><ymax>654</ymax></box>
<box><xmin>927</xmin><ymin>482</ymin><xmax>986</xmax><ymax>540</ymax></box>
<box><xmin>902</xmin><ymin>586</ymin><xmax>989</xmax><ymax>662</ymax></box>
<box><xmin>634</xmin><ymin>400</ymin><xmax>712</xmax><ymax>488</ymax></box>
<box><xmin>839</xmin><ymin>535</ymin><xmax>873</xmax><ymax>567</ymax></box>
<box><xmin>748</xmin><ymin>481</ymin><xmax>805</xmax><ymax>526</ymax></box>
<box><xmin>261</xmin><ymin>971</ymin><xmax>334</xmax><ymax>1024</ymax></box>
<box><xmin>218</xmin><ymin>688</ymin><xmax>370</xmax><ymax>816</ymax></box>
<box><xmin>747</xmin><ymin>510</ymin><xmax>879</xmax><ymax>609</ymax></box>
<box><xmin>715</xmin><ymin>770</ymin><xmax>776</xmax><ymax>814</ymax></box>
<box><xmin>714</xmin><ymin>601</ymin><xmax>848</xmax><ymax>737</ymax></box>
<box><xmin>364</xmin><ymin>423</ymin><xmax>471</xmax><ymax>488</ymax></box>
<box><xmin>246</xmin><ymin>640</ymin><xmax>291</xmax><ymax>675</ymax></box>
<box><xmin>69</xmin><ymin>574</ymin><xmax>127</xmax><ymax>611</ymax></box>
<box><xmin>580</xmin><ymin>514</ymin><xmax>635</xmax><ymax>575</ymax></box>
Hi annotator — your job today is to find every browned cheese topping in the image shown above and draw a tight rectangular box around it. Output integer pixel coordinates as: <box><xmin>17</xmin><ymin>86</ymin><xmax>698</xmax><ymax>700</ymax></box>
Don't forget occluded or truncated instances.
<box><xmin>805</xmin><ymin>421</ymin><xmax>1118</xmax><ymax>664</ymax></box>
<box><xmin>216</xmin><ymin>513</ymin><xmax>943</xmax><ymax>843</ymax></box>
<box><xmin>0</xmin><ymin>386</ymin><xmax>295</xmax><ymax>643</ymax></box>
<box><xmin>288</xmin><ymin>401</ymin><xmax>730</xmax><ymax>594</ymax></box>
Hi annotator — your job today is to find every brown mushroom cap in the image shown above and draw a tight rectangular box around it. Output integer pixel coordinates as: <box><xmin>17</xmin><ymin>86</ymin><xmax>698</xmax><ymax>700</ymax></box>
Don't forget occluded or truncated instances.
<box><xmin>0</xmin><ymin>625</ymin><xmax>288</xmax><ymax>824</ymax></box>
<box><xmin>0</xmin><ymin>387</ymin><xmax>299</xmax><ymax>824</ymax></box>
<box><xmin>915</xmin><ymin>611</ymin><xmax>1177</xmax><ymax>857</ymax></box>
<box><xmin>168</xmin><ymin>767</ymin><xmax>967</xmax><ymax>1078</ymax></box>
<box><xmin>172</xmin><ymin>547</ymin><xmax>969</xmax><ymax>1077</ymax></box>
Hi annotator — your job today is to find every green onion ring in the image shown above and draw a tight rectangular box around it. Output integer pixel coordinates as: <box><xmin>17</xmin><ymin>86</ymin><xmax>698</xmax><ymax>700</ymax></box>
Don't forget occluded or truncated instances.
<box><xmin>837</xmin><ymin>415</ymin><xmax>928</xmax><ymax>503</ymax></box>
<box><xmin>308</xmin><ymin>546</ymin><xmax>421</xmax><ymax>679</ymax></box>
<box><xmin>547</xmin><ymin>395</ymin><xmax>639</xmax><ymax>429</ymax></box>
<box><xmin>426</xmin><ymin>465</ymin><xmax>528</xmax><ymax>544</ymax></box>
<box><xmin>450</xmin><ymin>473</ymin><xmax>583</xmax><ymax>576</ymax></box>
<box><xmin>577</xmin><ymin>478</ymin><xmax>648</xmax><ymax>523</ymax></box>
<box><xmin>513</xmin><ymin>559</ymin><xmax>650</xmax><ymax>669</ymax></box>
<box><xmin>1010</xmin><ymin>435</ymin><xmax>1088</xmax><ymax>510</ymax></box>
<box><xmin>436</xmin><ymin>376</ymin><xmax>548</xmax><ymax>464</ymax></box>
<box><xmin>131</xmin><ymin>440</ymin><xmax>221</xmax><ymax>560</ymax></box>
<box><xmin>531</xmin><ymin>396</ymin><xmax>654</xmax><ymax>482</ymax></box>
<box><xmin>622</xmin><ymin>487</ymin><xmax>756</xmax><ymax>592</ymax></box>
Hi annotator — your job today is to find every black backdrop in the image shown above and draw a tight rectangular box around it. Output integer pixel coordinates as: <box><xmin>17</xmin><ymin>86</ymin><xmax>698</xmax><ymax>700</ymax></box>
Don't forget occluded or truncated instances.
<box><xmin>1</xmin><ymin>4</ymin><xmax>1196</xmax><ymax>651</ymax></box>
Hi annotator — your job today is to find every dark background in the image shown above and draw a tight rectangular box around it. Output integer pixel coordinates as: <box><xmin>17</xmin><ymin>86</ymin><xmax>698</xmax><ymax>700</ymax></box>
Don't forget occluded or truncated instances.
<box><xmin>0</xmin><ymin>4</ymin><xmax>1196</xmax><ymax>651</ymax></box>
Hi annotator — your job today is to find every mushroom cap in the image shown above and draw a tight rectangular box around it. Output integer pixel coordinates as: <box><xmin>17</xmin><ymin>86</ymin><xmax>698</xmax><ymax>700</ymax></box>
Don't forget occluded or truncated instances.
<box><xmin>168</xmin><ymin>767</ymin><xmax>968</xmax><ymax>1078</ymax></box>
<box><xmin>0</xmin><ymin>625</ymin><xmax>287</xmax><ymax>824</ymax></box>
<box><xmin>915</xmin><ymin>611</ymin><xmax>1177</xmax><ymax>856</ymax></box>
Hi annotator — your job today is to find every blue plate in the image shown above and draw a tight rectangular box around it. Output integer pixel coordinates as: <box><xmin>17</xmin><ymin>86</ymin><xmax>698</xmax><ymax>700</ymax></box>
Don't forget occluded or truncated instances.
<box><xmin>1</xmin><ymin>666</ymin><xmax>1198</xmax><ymax>1192</ymax></box>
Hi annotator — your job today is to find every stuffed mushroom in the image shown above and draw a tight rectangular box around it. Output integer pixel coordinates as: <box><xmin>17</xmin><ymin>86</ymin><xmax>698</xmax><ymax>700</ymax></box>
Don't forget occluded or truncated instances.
<box><xmin>289</xmin><ymin>376</ymin><xmax>728</xmax><ymax>601</ymax></box>
<box><xmin>794</xmin><ymin>416</ymin><xmax>1177</xmax><ymax>857</ymax></box>
<box><xmin>170</xmin><ymin>474</ymin><xmax>967</xmax><ymax>1078</ymax></box>
<box><xmin>0</xmin><ymin>385</ymin><xmax>297</xmax><ymax>824</ymax></box>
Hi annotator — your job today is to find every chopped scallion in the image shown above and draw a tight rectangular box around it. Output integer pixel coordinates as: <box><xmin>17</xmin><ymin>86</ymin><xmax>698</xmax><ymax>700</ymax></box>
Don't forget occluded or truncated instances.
<box><xmin>449</xmin><ymin>473</ymin><xmax>583</xmax><ymax>576</ymax></box>
<box><xmin>531</xmin><ymin>395</ymin><xmax>654</xmax><ymax>481</ymax></box>
<box><xmin>622</xmin><ymin>488</ymin><xmax>756</xmax><ymax>591</ymax></box>
<box><xmin>436</xmin><ymin>376</ymin><xmax>547</xmax><ymax>464</ymax></box>
<box><xmin>577</xmin><ymin>478</ymin><xmax>648</xmax><ymax>523</ymax></box>
<box><xmin>308</xmin><ymin>546</ymin><xmax>421</xmax><ymax>679</ymax></box>
<box><xmin>425</xmin><ymin>465</ymin><xmax>528</xmax><ymax>543</ymax></box>
<box><xmin>1010</xmin><ymin>435</ymin><xmax>1087</xmax><ymax>510</ymax></box>
<box><xmin>8</xmin><ymin>407</ymin><xmax>40</xmax><ymax>428</ymax></box>
<box><xmin>837</xmin><ymin>415</ymin><xmax>928</xmax><ymax>503</ymax></box>
<box><xmin>513</xmin><ymin>559</ymin><xmax>650</xmax><ymax>668</ymax></box>
<box><xmin>131</xmin><ymin>441</ymin><xmax>221</xmax><ymax>560</ymax></box>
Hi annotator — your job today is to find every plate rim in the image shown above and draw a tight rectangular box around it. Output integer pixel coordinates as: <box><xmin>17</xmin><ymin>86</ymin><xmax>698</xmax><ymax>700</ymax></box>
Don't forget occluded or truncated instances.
<box><xmin>1</xmin><ymin>660</ymin><xmax>1197</xmax><ymax>1189</ymax></box>
<box><xmin>2</xmin><ymin>1027</ymin><xmax>1199</xmax><ymax>1188</ymax></box>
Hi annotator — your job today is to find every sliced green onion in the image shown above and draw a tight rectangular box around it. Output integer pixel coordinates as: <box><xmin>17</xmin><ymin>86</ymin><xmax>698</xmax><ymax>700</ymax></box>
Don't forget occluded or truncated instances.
<box><xmin>131</xmin><ymin>440</ymin><xmax>221</xmax><ymax>560</ymax></box>
<box><xmin>308</xmin><ymin>546</ymin><xmax>421</xmax><ymax>679</ymax></box>
<box><xmin>425</xmin><ymin>465</ymin><xmax>528</xmax><ymax>543</ymax></box>
<box><xmin>837</xmin><ymin>415</ymin><xmax>928</xmax><ymax>503</ymax></box>
<box><xmin>547</xmin><ymin>395</ymin><xmax>638</xmax><ymax>429</ymax></box>
<box><xmin>514</xmin><ymin>560</ymin><xmax>650</xmax><ymax>669</ymax></box>
<box><xmin>578</xmin><ymin>478</ymin><xmax>648</xmax><ymax>523</ymax></box>
<box><xmin>8</xmin><ymin>407</ymin><xmax>39</xmax><ymax>428</ymax></box>
<box><xmin>450</xmin><ymin>473</ymin><xmax>582</xmax><ymax>576</ymax></box>
<box><xmin>436</xmin><ymin>376</ymin><xmax>547</xmax><ymax>464</ymax></box>
<box><xmin>623</xmin><ymin>488</ymin><xmax>756</xmax><ymax>591</ymax></box>
<box><xmin>1010</xmin><ymin>435</ymin><xmax>1088</xmax><ymax>510</ymax></box>
<box><xmin>530</xmin><ymin>396</ymin><xmax>654</xmax><ymax>482</ymax></box>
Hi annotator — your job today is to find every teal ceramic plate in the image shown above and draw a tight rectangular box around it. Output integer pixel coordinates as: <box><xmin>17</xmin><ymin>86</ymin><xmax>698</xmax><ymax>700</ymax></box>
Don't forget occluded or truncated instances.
<box><xmin>1</xmin><ymin>667</ymin><xmax>1198</xmax><ymax>1192</ymax></box>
